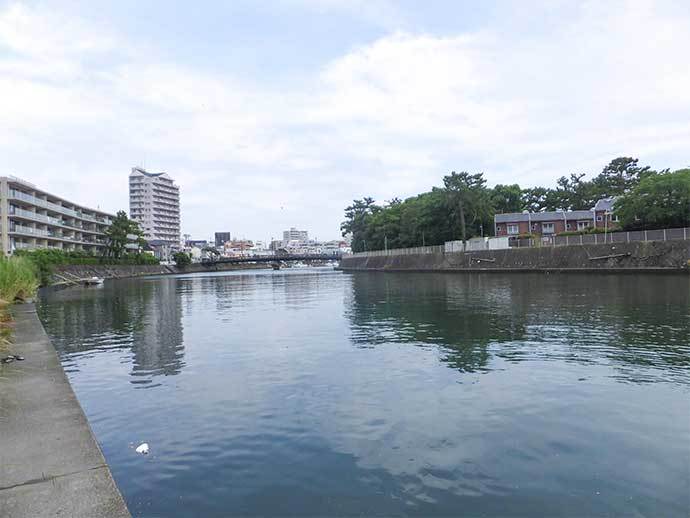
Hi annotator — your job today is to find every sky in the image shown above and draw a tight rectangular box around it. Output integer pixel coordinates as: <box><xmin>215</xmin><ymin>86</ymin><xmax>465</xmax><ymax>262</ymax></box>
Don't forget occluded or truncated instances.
<box><xmin>1</xmin><ymin>0</ymin><xmax>689</xmax><ymax>242</ymax></box>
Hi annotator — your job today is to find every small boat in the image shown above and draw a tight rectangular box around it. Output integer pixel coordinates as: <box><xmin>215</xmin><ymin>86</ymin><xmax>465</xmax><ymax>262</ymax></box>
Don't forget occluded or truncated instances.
<box><xmin>84</xmin><ymin>276</ymin><xmax>104</xmax><ymax>285</ymax></box>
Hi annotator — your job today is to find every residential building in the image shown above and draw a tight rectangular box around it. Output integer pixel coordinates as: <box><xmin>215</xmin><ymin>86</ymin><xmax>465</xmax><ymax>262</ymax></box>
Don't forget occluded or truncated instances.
<box><xmin>223</xmin><ymin>239</ymin><xmax>254</xmax><ymax>257</ymax></box>
<box><xmin>129</xmin><ymin>167</ymin><xmax>181</xmax><ymax>256</ymax></box>
<box><xmin>185</xmin><ymin>239</ymin><xmax>208</xmax><ymax>249</ymax></box>
<box><xmin>215</xmin><ymin>232</ymin><xmax>231</xmax><ymax>247</ymax></box>
<box><xmin>0</xmin><ymin>176</ymin><xmax>113</xmax><ymax>256</ymax></box>
<box><xmin>494</xmin><ymin>197</ymin><xmax>619</xmax><ymax>237</ymax></box>
<box><xmin>282</xmin><ymin>227</ymin><xmax>308</xmax><ymax>244</ymax></box>
<box><xmin>592</xmin><ymin>197</ymin><xmax>619</xmax><ymax>230</ymax></box>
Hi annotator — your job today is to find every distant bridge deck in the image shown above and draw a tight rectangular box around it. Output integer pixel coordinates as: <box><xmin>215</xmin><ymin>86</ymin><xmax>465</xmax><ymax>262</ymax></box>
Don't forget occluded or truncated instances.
<box><xmin>201</xmin><ymin>254</ymin><xmax>341</xmax><ymax>265</ymax></box>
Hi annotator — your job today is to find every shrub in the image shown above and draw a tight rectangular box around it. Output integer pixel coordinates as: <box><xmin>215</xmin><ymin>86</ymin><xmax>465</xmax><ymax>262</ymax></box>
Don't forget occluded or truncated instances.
<box><xmin>0</xmin><ymin>257</ymin><xmax>39</xmax><ymax>303</ymax></box>
<box><xmin>173</xmin><ymin>252</ymin><xmax>191</xmax><ymax>268</ymax></box>
<box><xmin>557</xmin><ymin>227</ymin><xmax>607</xmax><ymax>237</ymax></box>
<box><xmin>15</xmin><ymin>249</ymin><xmax>160</xmax><ymax>285</ymax></box>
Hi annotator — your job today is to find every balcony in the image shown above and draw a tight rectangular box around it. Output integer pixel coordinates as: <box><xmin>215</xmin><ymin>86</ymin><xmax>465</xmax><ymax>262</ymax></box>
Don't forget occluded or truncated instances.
<box><xmin>9</xmin><ymin>207</ymin><xmax>62</xmax><ymax>226</ymax></box>
<box><xmin>10</xmin><ymin>225</ymin><xmax>50</xmax><ymax>237</ymax></box>
<box><xmin>8</xmin><ymin>190</ymin><xmax>110</xmax><ymax>223</ymax></box>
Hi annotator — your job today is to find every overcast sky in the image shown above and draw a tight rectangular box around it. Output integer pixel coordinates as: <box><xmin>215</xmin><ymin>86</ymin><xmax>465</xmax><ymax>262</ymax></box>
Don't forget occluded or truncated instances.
<box><xmin>1</xmin><ymin>0</ymin><xmax>689</xmax><ymax>242</ymax></box>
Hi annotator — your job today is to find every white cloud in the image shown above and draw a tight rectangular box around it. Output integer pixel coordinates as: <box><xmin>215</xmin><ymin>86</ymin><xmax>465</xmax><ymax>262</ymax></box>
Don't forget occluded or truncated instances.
<box><xmin>1</xmin><ymin>0</ymin><xmax>689</xmax><ymax>239</ymax></box>
<box><xmin>281</xmin><ymin>0</ymin><xmax>407</xmax><ymax>30</ymax></box>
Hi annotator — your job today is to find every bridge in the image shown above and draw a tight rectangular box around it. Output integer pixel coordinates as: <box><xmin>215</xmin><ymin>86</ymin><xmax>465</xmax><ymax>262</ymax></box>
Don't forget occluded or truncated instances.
<box><xmin>201</xmin><ymin>253</ymin><xmax>341</xmax><ymax>265</ymax></box>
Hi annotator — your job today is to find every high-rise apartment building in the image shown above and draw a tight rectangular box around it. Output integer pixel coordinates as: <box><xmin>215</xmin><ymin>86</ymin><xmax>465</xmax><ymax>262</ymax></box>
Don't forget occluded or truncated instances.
<box><xmin>283</xmin><ymin>227</ymin><xmax>308</xmax><ymax>244</ymax></box>
<box><xmin>0</xmin><ymin>176</ymin><xmax>113</xmax><ymax>255</ymax></box>
<box><xmin>129</xmin><ymin>167</ymin><xmax>181</xmax><ymax>251</ymax></box>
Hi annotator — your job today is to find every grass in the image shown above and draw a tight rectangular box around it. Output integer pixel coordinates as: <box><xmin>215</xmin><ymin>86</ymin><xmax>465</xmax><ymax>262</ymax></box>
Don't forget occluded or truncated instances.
<box><xmin>14</xmin><ymin>248</ymin><xmax>160</xmax><ymax>286</ymax></box>
<box><xmin>0</xmin><ymin>257</ymin><xmax>39</xmax><ymax>350</ymax></box>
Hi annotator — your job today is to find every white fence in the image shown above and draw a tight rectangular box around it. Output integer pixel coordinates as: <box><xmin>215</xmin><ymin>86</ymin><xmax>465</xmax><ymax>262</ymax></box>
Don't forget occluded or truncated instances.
<box><xmin>510</xmin><ymin>226</ymin><xmax>690</xmax><ymax>248</ymax></box>
<box><xmin>348</xmin><ymin>245</ymin><xmax>444</xmax><ymax>258</ymax></box>
<box><xmin>345</xmin><ymin>227</ymin><xmax>690</xmax><ymax>258</ymax></box>
<box><xmin>445</xmin><ymin>236</ymin><xmax>510</xmax><ymax>253</ymax></box>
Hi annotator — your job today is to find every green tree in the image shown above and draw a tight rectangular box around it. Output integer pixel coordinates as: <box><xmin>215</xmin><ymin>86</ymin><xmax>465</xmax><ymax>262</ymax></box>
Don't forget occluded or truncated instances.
<box><xmin>490</xmin><ymin>184</ymin><xmax>523</xmax><ymax>213</ymax></box>
<box><xmin>553</xmin><ymin>173</ymin><xmax>596</xmax><ymax>210</ymax></box>
<box><xmin>520</xmin><ymin>186</ymin><xmax>551</xmax><ymax>212</ymax></box>
<box><xmin>173</xmin><ymin>251</ymin><xmax>192</xmax><ymax>268</ymax></box>
<box><xmin>104</xmin><ymin>211</ymin><xmax>145</xmax><ymax>259</ymax></box>
<box><xmin>616</xmin><ymin>169</ymin><xmax>690</xmax><ymax>229</ymax></box>
<box><xmin>443</xmin><ymin>171</ymin><xmax>492</xmax><ymax>242</ymax></box>
<box><xmin>341</xmin><ymin>197</ymin><xmax>380</xmax><ymax>252</ymax></box>
<box><xmin>591</xmin><ymin>157</ymin><xmax>656</xmax><ymax>198</ymax></box>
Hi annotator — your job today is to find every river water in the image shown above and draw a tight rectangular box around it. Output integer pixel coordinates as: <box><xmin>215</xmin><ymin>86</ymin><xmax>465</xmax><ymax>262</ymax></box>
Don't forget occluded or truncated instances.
<box><xmin>38</xmin><ymin>269</ymin><xmax>689</xmax><ymax>517</ymax></box>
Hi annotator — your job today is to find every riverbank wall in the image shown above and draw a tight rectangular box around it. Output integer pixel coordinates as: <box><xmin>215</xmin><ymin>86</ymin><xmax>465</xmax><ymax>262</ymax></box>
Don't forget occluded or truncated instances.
<box><xmin>339</xmin><ymin>239</ymin><xmax>690</xmax><ymax>273</ymax></box>
<box><xmin>52</xmin><ymin>262</ymin><xmax>269</xmax><ymax>285</ymax></box>
<box><xmin>0</xmin><ymin>304</ymin><xmax>130</xmax><ymax>518</ymax></box>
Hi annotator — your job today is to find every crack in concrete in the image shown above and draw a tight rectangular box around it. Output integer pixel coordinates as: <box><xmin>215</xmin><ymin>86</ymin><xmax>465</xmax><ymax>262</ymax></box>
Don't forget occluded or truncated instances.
<box><xmin>0</xmin><ymin>464</ymin><xmax>108</xmax><ymax>492</ymax></box>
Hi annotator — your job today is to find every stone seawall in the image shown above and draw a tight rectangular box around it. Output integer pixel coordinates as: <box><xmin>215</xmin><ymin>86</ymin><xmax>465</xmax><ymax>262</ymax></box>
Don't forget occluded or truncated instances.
<box><xmin>339</xmin><ymin>240</ymin><xmax>690</xmax><ymax>273</ymax></box>
<box><xmin>52</xmin><ymin>262</ymin><xmax>270</xmax><ymax>285</ymax></box>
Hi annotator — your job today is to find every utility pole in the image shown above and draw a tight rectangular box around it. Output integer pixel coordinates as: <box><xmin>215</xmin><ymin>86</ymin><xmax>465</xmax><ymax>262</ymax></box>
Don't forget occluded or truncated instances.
<box><xmin>422</xmin><ymin>230</ymin><xmax>425</xmax><ymax>246</ymax></box>
<box><xmin>604</xmin><ymin>211</ymin><xmax>609</xmax><ymax>243</ymax></box>
<box><xmin>384</xmin><ymin>235</ymin><xmax>388</xmax><ymax>252</ymax></box>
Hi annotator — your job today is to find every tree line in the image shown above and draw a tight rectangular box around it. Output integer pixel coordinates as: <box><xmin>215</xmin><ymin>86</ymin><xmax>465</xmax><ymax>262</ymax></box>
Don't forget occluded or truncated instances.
<box><xmin>341</xmin><ymin>157</ymin><xmax>690</xmax><ymax>253</ymax></box>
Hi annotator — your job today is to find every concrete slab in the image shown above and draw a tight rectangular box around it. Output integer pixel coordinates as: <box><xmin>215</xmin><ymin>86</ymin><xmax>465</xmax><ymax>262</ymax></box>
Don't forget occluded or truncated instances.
<box><xmin>0</xmin><ymin>304</ymin><xmax>130</xmax><ymax>517</ymax></box>
<box><xmin>1</xmin><ymin>467</ymin><xmax>130</xmax><ymax>518</ymax></box>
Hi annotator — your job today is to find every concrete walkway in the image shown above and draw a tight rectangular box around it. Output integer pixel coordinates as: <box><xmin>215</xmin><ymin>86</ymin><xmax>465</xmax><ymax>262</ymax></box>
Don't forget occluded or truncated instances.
<box><xmin>0</xmin><ymin>304</ymin><xmax>130</xmax><ymax>518</ymax></box>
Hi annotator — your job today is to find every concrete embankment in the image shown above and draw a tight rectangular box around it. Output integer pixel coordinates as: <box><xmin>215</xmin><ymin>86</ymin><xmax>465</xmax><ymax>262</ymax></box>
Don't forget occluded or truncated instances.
<box><xmin>339</xmin><ymin>239</ymin><xmax>690</xmax><ymax>273</ymax></box>
<box><xmin>52</xmin><ymin>261</ymin><xmax>269</xmax><ymax>285</ymax></box>
<box><xmin>0</xmin><ymin>304</ymin><xmax>130</xmax><ymax>517</ymax></box>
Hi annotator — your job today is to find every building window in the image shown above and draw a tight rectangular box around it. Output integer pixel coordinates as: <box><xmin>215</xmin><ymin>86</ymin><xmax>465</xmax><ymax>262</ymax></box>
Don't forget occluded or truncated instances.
<box><xmin>542</xmin><ymin>222</ymin><xmax>555</xmax><ymax>234</ymax></box>
<box><xmin>566</xmin><ymin>223</ymin><xmax>571</xmax><ymax>230</ymax></box>
<box><xmin>612</xmin><ymin>214</ymin><xmax>619</xmax><ymax>222</ymax></box>
<box><xmin>597</xmin><ymin>215</ymin><xmax>603</xmax><ymax>221</ymax></box>
<box><xmin>507</xmin><ymin>224</ymin><xmax>519</xmax><ymax>235</ymax></box>
<box><xmin>577</xmin><ymin>221</ymin><xmax>590</xmax><ymax>230</ymax></box>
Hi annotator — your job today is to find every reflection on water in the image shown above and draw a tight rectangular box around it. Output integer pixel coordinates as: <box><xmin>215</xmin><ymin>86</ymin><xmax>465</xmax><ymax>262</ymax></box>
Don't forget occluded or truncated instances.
<box><xmin>38</xmin><ymin>270</ymin><xmax>690</xmax><ymax>517</ymax></box>
<box><xmin>39</xmin><ymin>277</ymin><xmax>185</xmax><ymax>385</ymax></box>
<box><xmin>347</xmin><ymin>273</ymin><xmax>690</xmax><ymax>382</ymax></box>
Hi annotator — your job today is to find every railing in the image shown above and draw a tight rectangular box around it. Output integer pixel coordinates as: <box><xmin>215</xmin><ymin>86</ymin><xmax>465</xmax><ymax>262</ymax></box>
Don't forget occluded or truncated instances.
<box><xmin>8</xmin><ymin>190</ymin><xmax>111</xmax><ymax>225</ymax></box>
<box><xmin>10</xmin><ymin>225</ymin><xmax>51</xmax><ymax>237</ymax></box>
<box><xmin>345</xmin><ymin>227</ymin><xmax>690</xmax><ymax>258</ymax></box>
<box><xmin>349</xmin><ymin>245</ymin><xmax>444</xmax><ymax>258</ymax></box>
<box><xmin>509</xmin><ymin>227</ymin><xmax>690</xmax><ymax>248</ymax></box>
<box><xmin>13</xmin><ymin>241</ymin><xmax>39</xmax><ymax>250</ymax></box>
<box><xmin>8</xmin><ymin>206</ymin><xmax>106</xmax><ymax>234</ymax></box>
<box><xmin>9</xmin><ymin>207</ymin><xmax>62</xmax><ymax>226</ymax></box>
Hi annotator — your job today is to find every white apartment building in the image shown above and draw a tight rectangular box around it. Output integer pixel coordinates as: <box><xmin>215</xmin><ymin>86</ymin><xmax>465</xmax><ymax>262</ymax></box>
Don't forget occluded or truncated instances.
<box><xmin>283</xmin><ymin>227</ymin><xmax>308</xmax><ymax>244</ymax></box>
<box><xmin>0</xmin><ymin>176</ymin><xmax>113</xmax><ymax>256</ymax></box>
<box><xmin>129</xmin><ymin>167</ymin><xmax>181</xmax><ymax>251</ymax></box>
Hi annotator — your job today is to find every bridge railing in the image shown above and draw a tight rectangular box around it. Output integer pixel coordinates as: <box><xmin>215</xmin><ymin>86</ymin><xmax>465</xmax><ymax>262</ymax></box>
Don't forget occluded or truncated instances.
<box><xmin>201</xmin><ymin>252</ymin><xmax>343</xmax><ymax>263</ymax></box>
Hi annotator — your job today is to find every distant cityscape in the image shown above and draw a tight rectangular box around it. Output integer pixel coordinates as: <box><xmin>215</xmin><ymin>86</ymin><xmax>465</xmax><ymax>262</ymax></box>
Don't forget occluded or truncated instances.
<box><xmin>0</xmin><ymin>167</ymin><xmax>351</xmax><ymax>259</ymax></box>
<box><xmin>182</xmin><ymin>227</ymin><xmax>351</xmax><ymax>263</ymax></box>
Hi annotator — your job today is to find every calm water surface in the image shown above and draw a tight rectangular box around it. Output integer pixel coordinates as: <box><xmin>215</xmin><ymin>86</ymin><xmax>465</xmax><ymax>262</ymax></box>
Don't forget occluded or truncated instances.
<box><xmin>38</xmin><ymin>269</ymin><xmax>690</xmax><ymax>517</ymax></box>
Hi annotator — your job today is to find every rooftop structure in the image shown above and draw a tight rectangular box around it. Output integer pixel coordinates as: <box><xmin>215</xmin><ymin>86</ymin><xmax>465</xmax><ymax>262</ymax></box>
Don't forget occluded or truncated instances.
<box><xmin>0</xmin><ymin>176</ymin><xmax>113</xmax><ymax>255</ymax></box>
